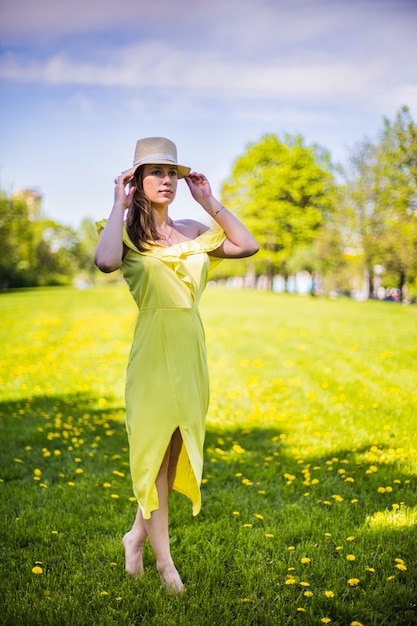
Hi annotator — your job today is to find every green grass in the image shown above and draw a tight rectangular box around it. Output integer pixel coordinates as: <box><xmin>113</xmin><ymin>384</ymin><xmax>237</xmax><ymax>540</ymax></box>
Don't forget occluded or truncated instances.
<box><xmin>1</xmin><ymin>286</ymin><xmax>416</xmax><ymax>626</ymax></box>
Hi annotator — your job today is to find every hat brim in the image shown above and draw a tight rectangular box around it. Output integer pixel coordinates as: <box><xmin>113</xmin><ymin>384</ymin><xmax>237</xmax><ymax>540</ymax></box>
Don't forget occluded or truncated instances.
<box><xmin>122</xmin><ymin>161</ymin><xmax>191</xmax><ymax>179</ymax></box>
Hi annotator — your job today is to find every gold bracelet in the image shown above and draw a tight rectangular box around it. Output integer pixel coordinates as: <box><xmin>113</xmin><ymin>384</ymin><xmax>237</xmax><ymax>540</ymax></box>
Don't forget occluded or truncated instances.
<box><xmin>213</xmin><ymin>206</ymin><xmax>224</xmax><ymax>217</ymax></box>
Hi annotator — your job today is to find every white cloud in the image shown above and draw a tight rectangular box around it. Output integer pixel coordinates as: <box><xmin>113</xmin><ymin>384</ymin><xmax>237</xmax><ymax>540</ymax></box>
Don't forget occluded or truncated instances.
<box><xmin>0</xmin><ymin>41</ymin><xmax>409</xmax><ymax>111</ymax></box>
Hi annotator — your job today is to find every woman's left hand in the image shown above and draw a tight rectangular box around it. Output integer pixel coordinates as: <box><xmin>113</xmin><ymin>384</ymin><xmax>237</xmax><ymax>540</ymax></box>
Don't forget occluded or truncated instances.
<box><xmin>184</xmin><ymin>172</ymin><xmax>212</xmax><ymax>203</ymax></box>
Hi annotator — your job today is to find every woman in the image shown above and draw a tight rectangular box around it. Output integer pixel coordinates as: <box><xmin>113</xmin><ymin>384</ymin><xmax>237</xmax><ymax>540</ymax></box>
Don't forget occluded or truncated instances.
<box><xmin>95</xmin><ymin>137</ymin><xmax>258</xmax><ymax>593</ymax></box>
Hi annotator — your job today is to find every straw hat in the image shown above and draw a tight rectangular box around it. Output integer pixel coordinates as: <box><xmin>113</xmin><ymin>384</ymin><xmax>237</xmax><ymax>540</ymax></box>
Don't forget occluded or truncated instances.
<box><xmin>124</xmin><ymin>137</ymin><xmax>191</xmax><ymax>179</ymax></box>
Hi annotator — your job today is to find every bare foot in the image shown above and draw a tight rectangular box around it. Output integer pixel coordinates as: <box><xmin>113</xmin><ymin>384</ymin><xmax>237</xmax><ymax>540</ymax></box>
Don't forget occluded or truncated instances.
<box><xmin>157</xmin><ymin>562</ymin><xmax>184</xmax><ymax>593</ymax></box>
<box><xmin>122</xmin><ymin>531</ymin><xmax>145</xmax><ymax>577</ymax></box>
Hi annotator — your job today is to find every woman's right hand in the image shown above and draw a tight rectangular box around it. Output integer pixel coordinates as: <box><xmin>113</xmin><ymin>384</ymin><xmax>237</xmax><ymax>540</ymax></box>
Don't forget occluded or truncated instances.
<box><xmin>114</xmin><ymin>171</ymin><xmax>136</xmax><ymax>209</ymax></box>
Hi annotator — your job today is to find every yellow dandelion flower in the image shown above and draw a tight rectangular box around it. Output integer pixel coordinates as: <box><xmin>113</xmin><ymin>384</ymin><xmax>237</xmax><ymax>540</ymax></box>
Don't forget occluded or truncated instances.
<box><xmin>392</xmin><ymin>503</ymin><xmax>400</xmax><ymax>510</ymax></box>
<box><xmin>347</xmin><ymin>554</ymin><xmax>356</xmax><ymax>561</ymax></box>
<box><xmin>115</xmin><ymin>597</ymin><xmax>122</xmax><ymax>602</ymax></box>
<box><xmin>232</xmin><ymin>444</ymin><xmax>245</xmax><ymax>454</ymax></box>
<box><xmin>297</xmin><ymin>607</ymin><xmax>306</xmax><ymax>612</ymax></box>
<box><xmin>33</xmin><ymin>468</ymin><xmax>42</xmax><ymax>476</ymax></box>
<box><xmin>395</xmin><ymin>558</ymin><xmax>405</xmax><ymax>564</ymax></box>
<box><xmin>336</xmin><ymin>546</ymin><xmax>343</xmax><ymax>551</ymax></box>
<box><xmin>111</xmin><ymin>493</ymin><xmax>119</xmax><ymax>499</ymax></box>
<box><xmin>348</xmin><ymin>578</ymin><xmax>360</xmax><ymax>586</ymax></box>
<box><xmin>232</xmin><ymin>511</ymin><xmax>240</xmax><ymax>516</ymax></box>
<box><xmin>387</xmin><ymin>575</ymin><xmax>395</xmax><ymax>581</ymax></box>
<box><xmin>324</xmin><ymin>533</ymin><xmax>332</xmax><ymax>537</ymax></box>
<box><xmin>377</xmin><ymin>487</ymin><xmax>386</xmax><ymax>493</ymax></box>
<box><xmin>301</xmin><ymin>558</ymin><xmax>311</xmax><ymax>564</ymax></box>
<box><xmin>67</xmin><ymin>482</ymin><xmax>75</xmax><ymax>487</ymax></box>
<box><xmin>51</xmin><ymin>530</ymin><xmax>58</xmax><ymax>535</ymax></box>
<box><xmin>300</xmin><ymin>581</ymin><xmax>310</xmax><ymax>587</ymax></box>
<box><xmin>265</xmin><ymin>533</ymin><xmax>274</xmax><ymax>538</ymax></box>
<box><xmin>128</xmin><ymin>496</ymin><xmax>136</xmax><ymax>502</ymax></box>
<box><xmin>100</xmin><ymin>591</ymin><xmax>109</xmax><ymax>596</ymax></box>
<box><xmin>396</xmin><ymin>563</ymin><xmax>407</xmax><ymax>571</ymax></box>
<box><xmin>288</xmin><ymin>546</ymin><xmax>295</xmax><ymax>551</ymax></box>
<box><xmin>346</xmin><ymin>536</ymin><xmax>355</xmax><ymax>541</ymax></box>
<box><xmin>75</xmin><ymin>468</ymin><xmax>83</xmax><ymax>474</ymax></box>
<box><xmin>321</xmin><ymin>618</ymin><xmax>332</xmax><ymax>624</ymax></box>
<box><xmin>351</xmin><ymin>622</ymin><xmax>364</xmax><ymax>626</ymax></box>
<box><xmin>103</xmin><ymin>482</ymin><xmax>111</xmax><ymax>488</ymax></box>
<box><xmin>255</xmin><ymin>513</ymin><xmax>264</xmax><ymax>520</ymax></box>
<box><xmin>243</xmin><ymin>523</ymin><xmax>252</xmax><ymax>528</ymax></box>
<box><xmin>285</xmin><ymin>578</ymin><xmax>296</xmax><ymax>585</ymax></box>
<box><xmin>32</xmin><ymin>566</ymin><xmax>43</xmax><ymax>574</ymax></box>
<box><xmin>303</xmin><ymin>590</ymin><xmax>313</xmax><ymax>597</ymax></box>
<box><xmin>242</xmin><ymin>478</ymin><xmax>253</xmax><ymax>486</ymax></box>
<box><xmin>241</xmin><ymin>598</ymin><xmax>251</xmax><ymax>603</ymax></box>
<box><xmin>351</xmin><ymin>498</ymin><xmax>358</xmax><ymax>503</ymax></box>
<box><xmin>365</xmin><ymin>567</ymin><xmax>375</xmax><ymax>573</ymax></box>
<box><xmin>324</xmin><ymin>590</ymin><xmax>335</xmax><ymax>598</ymax></box>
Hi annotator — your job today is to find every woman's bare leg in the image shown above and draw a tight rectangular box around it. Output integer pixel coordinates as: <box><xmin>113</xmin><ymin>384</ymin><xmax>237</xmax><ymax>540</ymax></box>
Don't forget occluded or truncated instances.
<box><xmin>123</xmin><ymin>429</ymin><xmax>184</xmax><ymax>589</ymax></box>
<box><xmin>122</xmin><ymin>506</ymin><xmax>147</xmax><ymax>576</ymax></box>
<box><xmin>143</xmin><ymin>429</ymin><xmax>184</xmax><ymax>592</ymax></box>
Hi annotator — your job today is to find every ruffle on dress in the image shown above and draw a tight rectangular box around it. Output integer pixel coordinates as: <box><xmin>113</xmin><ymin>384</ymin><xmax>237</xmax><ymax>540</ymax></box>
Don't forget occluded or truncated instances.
<box><xmin>96</xmin><ymin>220</ymin><xmax>226</xmax><ymax>297</ymax></box>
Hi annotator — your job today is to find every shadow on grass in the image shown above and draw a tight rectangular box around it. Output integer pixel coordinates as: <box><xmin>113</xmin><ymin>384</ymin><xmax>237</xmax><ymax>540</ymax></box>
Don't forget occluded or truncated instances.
<box><xmin>1</xmin><ymin>394</ymin><xmax>416</xmax><ymax>625</ymax></box>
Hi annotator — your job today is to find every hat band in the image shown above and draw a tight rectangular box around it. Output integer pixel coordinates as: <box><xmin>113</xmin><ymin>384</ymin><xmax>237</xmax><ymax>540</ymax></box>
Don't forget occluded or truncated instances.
<box><xmin>133</xmin><ymin>152</ymin><xmax>177</xmax><ymax>167</ymax></box>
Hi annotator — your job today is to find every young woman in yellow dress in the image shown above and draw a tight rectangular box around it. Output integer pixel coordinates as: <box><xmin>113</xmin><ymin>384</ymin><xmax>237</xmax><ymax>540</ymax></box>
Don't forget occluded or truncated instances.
<box><xmin>95</xmin><ymin>137</ymin><xmax>258</xmax><ymax>592</ymax></box>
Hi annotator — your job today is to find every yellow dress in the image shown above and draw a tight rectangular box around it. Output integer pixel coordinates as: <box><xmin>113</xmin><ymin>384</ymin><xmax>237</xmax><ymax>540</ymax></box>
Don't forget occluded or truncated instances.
<box><xmin>97</xmin><ymin>221</ymin><xmax>226</xmax><ymax>519</ymax></box>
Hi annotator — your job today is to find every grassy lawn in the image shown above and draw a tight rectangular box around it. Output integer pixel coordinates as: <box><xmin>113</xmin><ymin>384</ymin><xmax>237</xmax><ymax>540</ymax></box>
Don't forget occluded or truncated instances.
<box><xmin>1</xmin><ymin>286</ymin><xmax>416</xmax><ymax>626</ymax></box>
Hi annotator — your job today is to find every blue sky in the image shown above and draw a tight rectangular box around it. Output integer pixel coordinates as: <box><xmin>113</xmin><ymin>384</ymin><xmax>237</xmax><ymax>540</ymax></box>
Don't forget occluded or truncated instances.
<box><xmin>1</xmin><ymin>0</ymin><xmax>416</xmax><ymax>228</ymax></box>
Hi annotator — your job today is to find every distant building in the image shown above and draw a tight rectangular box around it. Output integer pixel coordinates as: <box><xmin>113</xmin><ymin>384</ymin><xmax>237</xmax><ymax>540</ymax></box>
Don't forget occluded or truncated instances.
<box><xmin>13</xmin><ymin>188</ymin><xmax>43</xmax><ymax>221</ymax></box>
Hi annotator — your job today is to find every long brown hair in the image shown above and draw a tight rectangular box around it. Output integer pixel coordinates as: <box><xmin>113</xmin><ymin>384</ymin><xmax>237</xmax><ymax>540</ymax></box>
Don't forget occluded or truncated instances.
<box><xmin>126</xmin><ymin>165</ymin><xmax>161</xmax><ymax>252</ymax></box>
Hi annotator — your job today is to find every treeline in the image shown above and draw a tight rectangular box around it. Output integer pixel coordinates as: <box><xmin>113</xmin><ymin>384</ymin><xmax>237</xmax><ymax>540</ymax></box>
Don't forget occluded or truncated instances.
<box><xmin>0</xmin><ymin>193</ymin><xmax>97</xmax><ymax>288</ymax></box>
<box><xmin>1</xmin><ymin>106</ymin><xmax>416</xmax><ymax>299</ymax></box>
<box><xmin>215</xmin><ymin>106</ymin><xmax>417</xmax><ymax>301</ymax></box>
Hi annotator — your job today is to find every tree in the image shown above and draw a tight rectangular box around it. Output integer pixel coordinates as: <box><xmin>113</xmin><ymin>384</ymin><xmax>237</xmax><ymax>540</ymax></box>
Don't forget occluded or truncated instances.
<box><xmin>0</xmin><ymin>191</ymin><xmax>36</xmax><ymax>288</ymax></box>
<box><xmin>32</xmin><ymin>219</ymin><xmax>81</xmax><ymax>285</ymax></box>
<box><xmin>77</xmin><ymin>218</ymin><xmax>100</xmax><ymax>284</ymax></box>
<box><xmin>377</xmin><ymin>107</ymin><xmax>417</xmax><ymax>299</ymax></box>
<box><xmin>340</xmin><ymin>140</ymin><xmax>387</xmax><ymax>298</ymax></box>
<box><xmin>221</xmin><ymin>134</ymin><xmax>335</xmax><ymax>287</ymax></box>
<box><xmin>341</xmin><ymin>107</ymin><xmax>417</xmax><ymax>300</ymax></box>
<box><xmin>0</xmin><ymin>188</ymin><xmax>83</xmax><ymax>288</ymax></box>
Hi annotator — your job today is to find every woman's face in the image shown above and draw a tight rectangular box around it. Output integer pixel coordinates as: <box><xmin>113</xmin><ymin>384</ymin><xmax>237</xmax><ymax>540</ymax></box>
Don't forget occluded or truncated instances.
<box><xmin>142</xmin><ymin>164</ymin><xmax>178</xmax><ymax>206</ymax></box>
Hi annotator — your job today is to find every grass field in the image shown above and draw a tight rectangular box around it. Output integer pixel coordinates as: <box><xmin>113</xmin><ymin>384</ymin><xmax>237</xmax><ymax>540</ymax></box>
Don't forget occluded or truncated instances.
<box><xmin>1</xmin><ymin>286</ymin><xmax>416</xmax><ymax>626</ymax></box>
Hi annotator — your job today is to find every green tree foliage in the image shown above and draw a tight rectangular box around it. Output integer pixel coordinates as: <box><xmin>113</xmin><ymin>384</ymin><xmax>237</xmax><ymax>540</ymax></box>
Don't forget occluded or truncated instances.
<box><xmin>0</xmin><ymin>191</ymin><xmax>81</xmax><ymax>288</ymax></box>
<box><xmin>221</xmin><ymin>134</ymin><xmax>336</xmax><ymax>284</ymax></box>
<box><xmin>0</xmin><ymin>192</ymin><xmax>36</xmax><ymax>288</ymax></box>
<box><xmin>77</xmin><ymin>218</ymin><xmax>100</xmax><ymax>283</ymax></box>
<box><xmin>341</xmin><ymin>106</ymin><xmax>417</xmax><ymax>300</ymax></box>
<box><xmin>377</xmin><ymin>107</ymin><xmax>417</xmax><ymax>297</ymax></box>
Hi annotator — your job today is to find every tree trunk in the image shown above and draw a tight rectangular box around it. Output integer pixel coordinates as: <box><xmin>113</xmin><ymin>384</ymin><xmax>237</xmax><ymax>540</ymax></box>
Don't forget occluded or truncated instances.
<box><xmin>398</xmin><ymin>269</ymin><xmax>407</xmax><ymax>302</ymax></box>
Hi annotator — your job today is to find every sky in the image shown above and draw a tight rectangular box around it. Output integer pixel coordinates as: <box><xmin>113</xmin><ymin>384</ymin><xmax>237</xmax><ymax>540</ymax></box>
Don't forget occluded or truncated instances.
<box><xmin>1</xmin><ymin>0</ymin><xmax>416</xmax><ymax>228</ymax></box>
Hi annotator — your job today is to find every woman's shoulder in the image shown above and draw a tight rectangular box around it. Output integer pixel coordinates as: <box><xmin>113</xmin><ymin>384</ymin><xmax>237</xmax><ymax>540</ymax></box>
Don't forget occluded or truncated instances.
<box><xmin>173</xmin><ymin>218</ymin><xmax>209</xmax><ymax>238</ymax></box>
